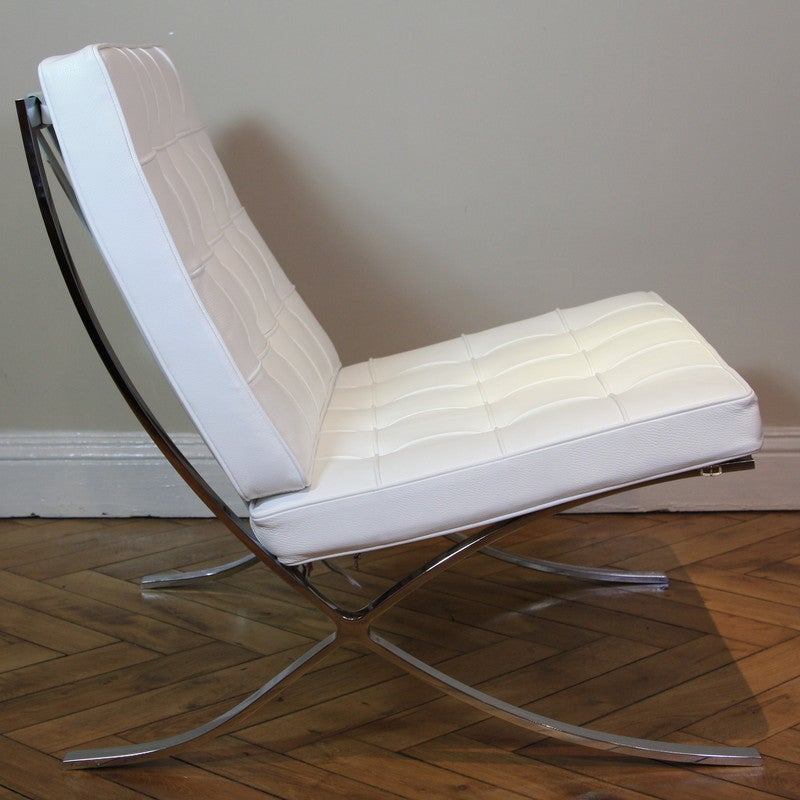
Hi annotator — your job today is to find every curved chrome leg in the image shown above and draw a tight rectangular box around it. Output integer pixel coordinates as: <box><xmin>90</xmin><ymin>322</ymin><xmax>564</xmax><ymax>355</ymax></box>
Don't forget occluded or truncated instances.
<box><xmin>61</xmin><ymin>511</ymin><xmax>761</xmax><ymax>769</ymax></box>
<box><xmin>140</xmin><ymin>554</ymin><xmax>259</xmax><ymax>589</ymax></box>
<box><xmin>63</xmin><ymin>633</ymin><xmax>338</xmax><ymax>768</ymax></box>
<box><xmin>450</xmin><ymin>535</ymin><xmax>668</xmax><ymax>586</ymax></box>
<box><xmin>480</xmin><ymin>546</ymin><xmax>669</xmax><ymax>586</ymax></box>
<box><xmin>369</xmin><ymin>632</ymin><xmax>760</xmax><ymax>766</ymax></box>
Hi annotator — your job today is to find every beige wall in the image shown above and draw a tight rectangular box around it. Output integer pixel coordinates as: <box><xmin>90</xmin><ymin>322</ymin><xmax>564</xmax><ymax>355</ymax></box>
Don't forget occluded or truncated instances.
<box><xmin>2</xmin><ymin>0</ymin><xmax>799</xmax><ymax>437</ymax></box>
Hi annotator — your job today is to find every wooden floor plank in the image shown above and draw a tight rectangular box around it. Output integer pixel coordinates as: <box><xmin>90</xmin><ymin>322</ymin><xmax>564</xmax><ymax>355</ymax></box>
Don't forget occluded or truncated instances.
<box><xmin>540</xmin><ymin>513</ymin><xmax>744</xmax><ymax>571</ymax></box>
<box><xmin>51</xmin><ymin>570</ymin><xmax>313</xmax><ymax>654</ymax></box>
<box><xmin>667</xmin><ymin>578</ymin><xmax>800</xmax><ymax>632</ymax></box>
<box><xmin>3</xmin><ymin>519</ymin><xmax>226</xmax><ymax>581</ymax></box>
<box><xmin>0</xmin><ymin>734</ymin><xmax>148</xmax><ymax>800</ymax></box>
<box><xmin>0</xmin><ymin>595</ymin><xmax>115</xmax><ymax>654</ymax></box>
<box><xmin>0</xmin><ymin>641</ymin><xmax>58</xmax><ymax>674</ymax></box>
<box><xmin>567</xmin><ymin>636</ymin><xmax>800</xmax><ymax>743</ymax></box>
<box><xmin>702</xmin><ymin>526</ymin><xmax>800</xmax><ymax>574</ymax></box>
<box><xmin>352</xmin><ymin>694</ymin><xmax>487</xmax><ymax>752</ymax></box>
<box><xmin>403</xmin><ymin>733</ymin><xmax>668</xmax><ymax>800</ymax></box>
<box><xmin>684</xmin><ymin>563</ymin><xmax>800</xmax><ymax>610</ymax></box>
<box><xmin>182</xmin><ymin>737</ymin><xmax>410</xmax><ymax>800</ymax></box>
<box><xmin>289</xmin><ymin>736</ymin><xmax>537</xmax><ymax>800</ymax></box>
<box><xmin>758</xmin><ymin>728</ymin><xmax>800</xmax><ymax>767</ymax></box>
<box><xmin>121</xmin><ymin>645</ymin><xmax>361</xmax><ymax>745</ymax></box>
<box><xmin>751</xmin><ymin>557</ymin><xmax>800</xmax><ymax>588</ymax></box>
<box><xmin>685</xmin><ymin>674</ymin><xmax>800</xmax><ymax>747</ymax></box>
<box><xmin>0</xmin><ymin>571</ymin><xmax>208</xmax><ymax>656</ymax></box>
<box><xmin>0</xmin><ymin>642</ymin><xmax>158</xmax><ymax>703</ymax></box>
<box><xmin>350</xmin><ymin>636</ymin><xmax>559</xmax><ymax>751</ymax></box>
<box><xmin>0</xmin><ymin>512</ymin><xmax>798</xmax><ymax>798</ymax></box>
<box><xmin>236</xmin><ymin>670</ymin><xmax>442</xmax><ymax>753</ymax></box>
<box><xmin>0</xmin><ymin>784</ymin><xmax>31</xmax><ymax>799</ymax></box>
<box><xmin>2</xmin><ymin>641</ymin><xmax>257</xmax><ymax>746</ymax></box>
<box><xmin>616</xmin><ymin>513</ymin><xmax>800</xmax><ymax>571</ymax></box>
<box><xmin>519</xmin><ymin>633</ymin><xmax>761</xmax><ymax>731</ymax></box>
<box><xmin>0</xmin><ymin>519</ymin><xmax>108</xmax><ymax>555</ymax></box>
<box><xmin>549</xmin><ymin>582</ymin><xmax>797</xmax><ymax>648</ymax></box>
<box><xmin>443</xmin><ymin>573</ymin><xmax>705</xmax><ymax>649</ymax></box>
<box><xmin>515</xmin><ymin>740</ymin><xmax>790</xmax><ymax>800</ymax></box>
<box><xmin>97</xmin><ymin>531</ymin><xmax>246</xmax><ymax>583</ymax></box>
<box><xmin>0</xmin><ymin>519</ymin><xmax>187</xmax><ymax>575</ymax></box>
<box><xmin>96</xmin><ymin>756</ymin><xmax>285</xmax><ymax>800</ymax></box>
<box><xmin>6</xmin><ymin>644</ymin><xmax>307</xmax><ymax>754</ymax></box>
<box><xmin>384</xmin><ymin>582</ymin><xmax>607</xmax><ymax>652</ymax></box>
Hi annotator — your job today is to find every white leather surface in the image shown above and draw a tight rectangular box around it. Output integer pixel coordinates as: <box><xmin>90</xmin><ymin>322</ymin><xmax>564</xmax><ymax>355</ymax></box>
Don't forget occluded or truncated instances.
<box><xmin>38</xmin><ymin>45</ymin><xmax>340</xmax><ymax>500</ymax></box>
<box><xmin>251</xmin><ymin>292</ymin><xmax>761</xmax><ymax>564</ymax></box>
<box><xmin>38</xmin><ymin>45</ymin><xmax>761</xmax><ymax>566</ymax></box>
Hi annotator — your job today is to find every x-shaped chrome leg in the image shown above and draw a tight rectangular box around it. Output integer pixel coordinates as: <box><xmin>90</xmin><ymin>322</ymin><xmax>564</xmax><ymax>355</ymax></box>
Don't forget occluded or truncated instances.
<box><xmin>63</xmin><ymin>507</ymin><xmax>761</xmax><ymax>768</ymax></box>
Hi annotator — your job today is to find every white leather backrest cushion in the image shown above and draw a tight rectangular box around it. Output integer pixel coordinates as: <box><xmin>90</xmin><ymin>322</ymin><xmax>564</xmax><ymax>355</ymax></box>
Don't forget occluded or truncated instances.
<box><xmin>39</xmin><ymin>45</ymin><xmax>340</xmax><ymax>500</ymax></box>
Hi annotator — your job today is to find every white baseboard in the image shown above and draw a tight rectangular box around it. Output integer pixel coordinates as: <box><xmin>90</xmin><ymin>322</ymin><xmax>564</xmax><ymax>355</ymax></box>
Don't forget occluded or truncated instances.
<box><xmin>1</xmin><ymin>428</ymin><xmax>797</xmax><ymax>518</ymax></box>
<box><xmin>0</xmin><ymin>431</ymin><xmax>246</xmax><ymax>518</ymax></box>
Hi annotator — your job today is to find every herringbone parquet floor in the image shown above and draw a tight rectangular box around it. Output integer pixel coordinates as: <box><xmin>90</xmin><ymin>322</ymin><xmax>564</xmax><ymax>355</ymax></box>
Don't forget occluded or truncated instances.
<box><xmin>1</xmin><ymin>511</ymin><xmax>799</xmax><ymax>798</ymax></box>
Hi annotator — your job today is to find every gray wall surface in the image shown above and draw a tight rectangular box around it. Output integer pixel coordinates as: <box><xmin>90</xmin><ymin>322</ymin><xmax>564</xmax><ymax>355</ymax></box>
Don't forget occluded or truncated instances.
<box><xmin>2</xmin><ymin>1</ymin><xmax>799</xmax><ymax>436</ymax></box>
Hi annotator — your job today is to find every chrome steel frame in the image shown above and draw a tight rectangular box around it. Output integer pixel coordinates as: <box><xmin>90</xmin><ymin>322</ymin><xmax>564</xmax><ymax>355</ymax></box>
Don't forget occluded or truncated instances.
<box><xmin>141</xmin><ymin>539</ymin><xmax>669</xmax><ymax>589</ymax></box>
<box><xmin>449</xmin><ymin>534</ymin><xmax>670</xmax><ymax>585</ymax></box>
<box><xmin>140</xmin><ymin>553</ymin><xmax>257</xmax><ymax>588</ymax></box>
<box><xmin>17</xmin><ymin>94</ymin><xmax>761</xmax><ymax>769</ymax></box>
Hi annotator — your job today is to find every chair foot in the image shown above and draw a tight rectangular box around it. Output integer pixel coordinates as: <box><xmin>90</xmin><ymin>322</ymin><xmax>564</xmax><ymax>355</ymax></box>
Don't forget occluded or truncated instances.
<box><xmin>450</xmin><ymin>534</ymin><xmax>669</xmax><ymax>586</ymax></box>
<box><xmin>62</xmin><ymin>633</ymin><xmax>338</xmax><ymax>768</ymax></box>
<box><xmin>481</xmin><ymin>545</ymin><xmax>669</xmax><ymax>586</ymax></box>
<box><xmin>140</xmin><ymin>554</ymin><xmax>259</xmax><ymax>589</ymax></box>
<box><xmin>141</xmin><ymin>545</ymin><xmax>668</xmax><ymax>591</ymax></box>
<box><xmin>369</xmin><ymin>632</ymin><xmax>761</xmax><ymax>766</ymax></box>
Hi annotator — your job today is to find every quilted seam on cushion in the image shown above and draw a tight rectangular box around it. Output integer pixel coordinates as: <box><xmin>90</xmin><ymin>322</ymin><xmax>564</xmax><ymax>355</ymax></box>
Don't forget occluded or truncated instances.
<box><xmin>99</xmin><ymin>45</ymin><xmax>341</xmax><ymax>482</ymax></box>
<box><xmin>249</xmin><ymin>291</ymin><xmax>760</xmax><ymax>564</ymax></box>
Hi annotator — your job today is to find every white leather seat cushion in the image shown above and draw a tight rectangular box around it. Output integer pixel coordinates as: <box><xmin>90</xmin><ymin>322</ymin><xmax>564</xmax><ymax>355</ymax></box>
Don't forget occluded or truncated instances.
<box><xmin>251</xmin><ymin>292</ymin><xmax>761</xmax><ymax>565</ymax></box>
<box><xmin>37</xmin><ymin>46</ymin><xmax>760</xmax><ymax>568</ymax></box>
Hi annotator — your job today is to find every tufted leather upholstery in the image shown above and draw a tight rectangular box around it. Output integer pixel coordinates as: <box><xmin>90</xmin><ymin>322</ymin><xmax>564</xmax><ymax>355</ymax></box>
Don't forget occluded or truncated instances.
<box><xmin>252</xmin><ymin>291</ymin><xmax>760</xmax><ymax>563</ymax></box>
<box><xmin>39</xmin><ymin>45</ymin><xmax>340</xmax><ymax>501</ymax></box>
<box><xmin>39</xmin><ymin>45</ymin><xmax>761</xmax><ymax>565</ymax></box>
